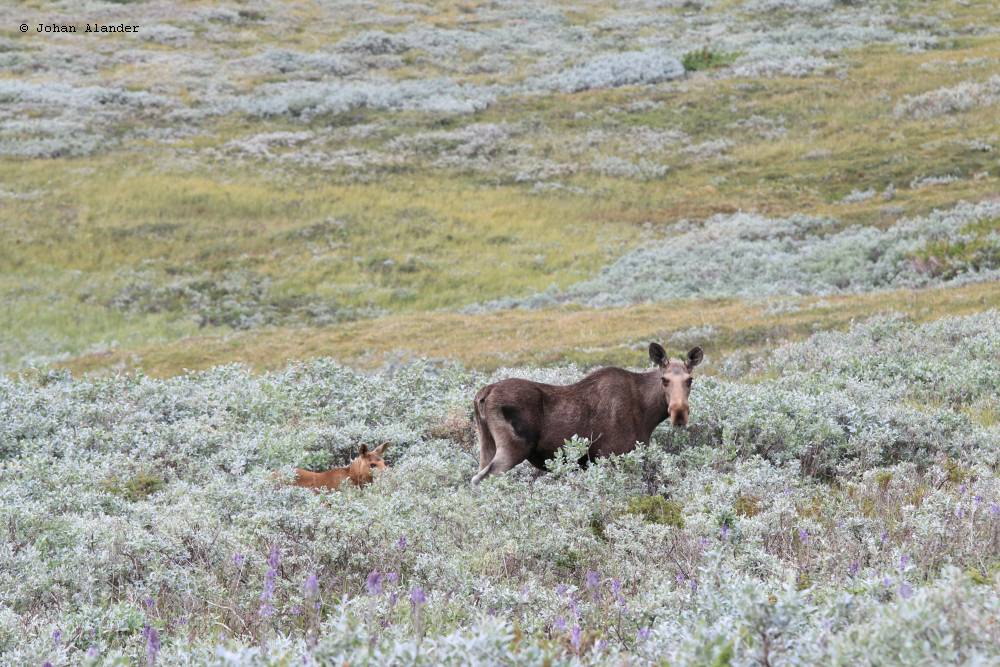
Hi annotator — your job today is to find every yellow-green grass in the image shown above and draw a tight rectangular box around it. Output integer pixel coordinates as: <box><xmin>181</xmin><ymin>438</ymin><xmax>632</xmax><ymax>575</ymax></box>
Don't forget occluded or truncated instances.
<box><xmin>5</xmin><ymin>25</ymin><xmax>1000</xmax><ymax>373</ymax></box>
<box><xmin>55</xmin><ymin>281</ymin><xmax>1000</xmax><ymax>378</ymax></box>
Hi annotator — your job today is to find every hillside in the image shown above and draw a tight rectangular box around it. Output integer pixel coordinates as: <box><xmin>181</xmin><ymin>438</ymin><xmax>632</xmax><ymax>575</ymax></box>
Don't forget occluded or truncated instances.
<box><xmin>2</xmin><ymin>0</ymin><xmax>1000</xmax><ymax>664</ymax></box>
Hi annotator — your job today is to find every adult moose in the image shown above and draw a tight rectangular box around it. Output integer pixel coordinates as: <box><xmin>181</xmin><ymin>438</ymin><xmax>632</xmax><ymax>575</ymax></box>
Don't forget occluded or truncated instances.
<box><xmin>471</xmin><ymin>344</ymin><xmax>702</xmax><ymax>484</ymax></box>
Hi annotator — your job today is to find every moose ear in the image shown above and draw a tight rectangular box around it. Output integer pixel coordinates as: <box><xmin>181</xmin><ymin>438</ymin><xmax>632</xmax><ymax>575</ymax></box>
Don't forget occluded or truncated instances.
<box><xmin>358</xmin><ymin>444</ymin><xmax>368</xmax><ymax>457</ymax></box>
<box><xmin>648</xmin><ymin>342</ymin><xmax>667</xmax><ymax>367</ymax></box>
<box><xmin>373</xmin><ymin>442</ymin><xmax>389</xmax><ymax>456</ymax></box>
<box><xmin>686</xmin><ymin>346</ymin><xmax>704</xmax><ymax>369</ymax></box>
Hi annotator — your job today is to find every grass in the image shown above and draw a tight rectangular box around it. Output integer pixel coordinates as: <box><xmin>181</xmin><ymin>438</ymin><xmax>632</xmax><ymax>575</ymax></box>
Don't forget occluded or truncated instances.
<box><xmin>4</xmin><ymin>5</ymin><xmax>1000</xmax><ymax>376</ymax></box>
<box><xmin>53</xmin><ymin>281</ymin><xmax>1000</xmax><ymax>377</ymax></box>
<box><xmin>682</xmin><ymin>47</ymin><xmax>740</xmax><ymax>72</ymax></box>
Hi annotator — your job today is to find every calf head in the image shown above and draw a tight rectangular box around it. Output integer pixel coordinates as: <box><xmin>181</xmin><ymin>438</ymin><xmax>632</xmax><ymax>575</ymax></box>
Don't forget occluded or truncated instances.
<box><xmin>649</xmin><ymin>343</ymin><xmax>703</xmax><ymax>427</ymax></box>
<box><xmin>348</xmin><ymin>442</ymin><xmax>389</xmax><ymax>485</ymax></box>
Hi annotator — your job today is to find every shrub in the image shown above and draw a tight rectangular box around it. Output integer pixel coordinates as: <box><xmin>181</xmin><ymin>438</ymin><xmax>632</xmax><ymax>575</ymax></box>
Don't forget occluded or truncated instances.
<box><xmin>627</xmin><ymin>495</ymin><xmax>685</xmax><ymax>527</ymax></box>
<box><xmin>682</xmin><ymin>47</ymin><xmax>739</xmax><ymax>72</ymax></box>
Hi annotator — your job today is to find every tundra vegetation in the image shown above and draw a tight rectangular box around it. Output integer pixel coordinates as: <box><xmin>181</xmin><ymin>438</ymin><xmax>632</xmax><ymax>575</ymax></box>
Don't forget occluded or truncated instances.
<box><xmin>1</xmin><ymin>0</ymin><xmax>999</xmax><ymax>664</ymax></box>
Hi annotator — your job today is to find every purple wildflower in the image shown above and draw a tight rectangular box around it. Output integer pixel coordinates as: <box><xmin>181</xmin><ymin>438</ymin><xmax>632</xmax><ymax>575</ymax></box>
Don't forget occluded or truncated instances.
<box><xmin>260</xmin><ymin>558</ymin><xmax>277</xmax><ymax>617</ymax></box>
<box><xmin>974</xmin><ymin>495</ymin><xmax>983</xmax><ymax>506</ymax></box>
<box><xmin>43</xmin><ymin>663</ymin><xmax>53</xmax><ymax>667</ymax></box>
<box><xmin>366</xmin><ymin>570</ymin><xmax>383</xmax><ymax>596</ymax></box>
<box><xmin>304</xmin><ymin>573</ymin><xmax>319</xmax><ymax>597</ymax></box>
<box><xmin>87</xmin><ymin>646</ymin><xmax>99</xmax><ymax>658</ymax></box>
<box><xmin>585</xmin><ymin>570</ymin><xmax>600</xmax><ymax>590</ymax></box>
<box><xmin>144</xmin><ymin>596</ymin><xmax>155</xmax><ymax>611</ymax></box>
<box><xmin>899</xmin><ymin>582</ymin><xmax>913</xmax><ymax>599</ymax></box>
<box><xmin>142</xmin><ymin>624</ymin><xmax>161</xmax><ymax>667</ymax></box>
<box><xmin>637</xmin><ymin>627</ymin><xmax>651</xmax><ymax>641</ymax></box>
<box><xmin>880</xmin><ymin>530</ymin><xmax>888</xmax><ymax>543</ymax></box>
<box><xmin>960</xmin><ymin>483</ymin><xmax>967</xmax><ymax>495</ymax></box>
<box><xmin>991</xmin><ymin>502</ymin><xmax>1000</xmax><ymax>517</ymax></box>
<box><xmin>409</xmin><ymin>586</ymin><xmax>426</xmax><ymax>607</ymax></box>
<box><xmin>956</xmin><ymin>506</ymin><xmax>966</xmax><ymax>519</ymax></box>
<box><xmin>720</xmin><ymin>525</ymin><xmax>730</xmax><ymax>540</ymax></box>
<box><xmin>52</xmin><ymin>629</ymin><xmax>61</xmax><ymax>644</ymax></box>
<box><xmin>556</xmin><ymin>583</ymin><xmax>569</xmax><ymax>597</ymax></box>
<box><xmin>232</xmin><ymin>553</ymin><xmax>245</xmax><ymax>568</ymax></box>
<box><xmin>798</xmin><ymin>528</ymin><xmax>809</xmax><ymax>543</ymax></box>
<box><xmin>554</xmin><ymin>616</ymin><xmax>566</xmax><ymax>632</ymax></box>
<box><xmin>848</xmin><ymin>560</ymin><xmax>860</xmax><ymax>577</ymax></box>
<box><xmin>899</xmin><ymin>555</ymin><xmax>910</xmax><ymax>571</ymax></box>
<box><xmin>386</xmin><ymin>572</ymin><xmax>399</xmax><ymax>585</ymax></box>
<box><xmin>882</xmin><ymin>576</ymin><xmax>892</xmax><ymax>588</ymax></box>
<box><xmin>611</xmin><ymin>578</ymin><xmax>626</xmax><ymax>608</ymax></box>
<box><xmin>268</xmin><ymin>545</ymin><xmax>281</xmax><ymax>569</ymax></box>
<box><xmin>571</xmin><ymin>624</ymin><xmax>582</xmax><ymax>652</ymax></box>
<box><xmin>396</xmin><ymin>536</ymin><xmax>408</xmax><ymax>551</ymax></box>
<box><xmin>290</xmin><ymin>605</ymin><xmax>302</xmax><ymax>616</ymax></box>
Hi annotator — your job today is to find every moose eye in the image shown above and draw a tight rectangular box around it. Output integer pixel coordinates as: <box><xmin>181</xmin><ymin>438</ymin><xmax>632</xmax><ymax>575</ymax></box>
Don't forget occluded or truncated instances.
<box><xmin>661</xmin><ymin>378</ymin><xmax>669</xmax><ymax>386</ymax></box>
<box><xmin>685</xmin><ymin>378</ymin><xmax>693</xmax><ymax>388</ymax></box>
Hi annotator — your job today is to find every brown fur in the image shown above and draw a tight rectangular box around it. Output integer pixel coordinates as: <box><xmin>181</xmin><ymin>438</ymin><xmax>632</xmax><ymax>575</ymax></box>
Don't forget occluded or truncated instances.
<box><xmin>288</xmin><ymin>443</ymin><xmax>389</xmax><ymax>491</ymax></box>
<box><xmin>471</xmin><ymin>345</ymin><xmax>702</xmax><ymax>484</ymax></box>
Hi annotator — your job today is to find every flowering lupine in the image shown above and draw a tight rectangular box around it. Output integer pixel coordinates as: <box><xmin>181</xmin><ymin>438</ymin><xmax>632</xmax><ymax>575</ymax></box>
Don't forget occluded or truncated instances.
<box><xmin>571</xmin><ymin>624</ymin><xmax>582</xmax><ymax>653</ymax></box>
<box><xmin>52</xmin><ymin>629</ymin><xmax>61</xmax><ymax>645</ymax></box>
<box><xmin>849</xmin><ymin>560</ymin><xmax>860</xmax><ymax>577</ymax></box>
<box><xmin>396</xmin><ymin>536</ymin><xmax>408</xmax><ymax>551</ymax></box>
<box><xmin>366</xmin><ymin>570</ymin><xmax>383</xmax><ymax>596</ymax></box>
<box><xmin>260</xmin><ymin>554</ymin><xmax>279</xmax><ymax>618</ymax></box>
<box><xmin>142</xmin><ymin>624</ymin><xmax>161</xmax><ymax>666</ymax></box>
<box><xmin>268</xmin><ymin>545</ymin><xmax>281</xmax><ymax>569</ymax></box>
<box><xmin>899</xmin><ymin>582</ymin><xmax>913</xmax><ymax>599</ymax></box>
<box><xmin>304</xmin><ymin>573</ymin><xmax>319</xmax><ymax>597</ymax></box>
<box><xmin>611</xmin><ymin>578</ymin><xmax>626</xmax><ymax>609</ymax></box>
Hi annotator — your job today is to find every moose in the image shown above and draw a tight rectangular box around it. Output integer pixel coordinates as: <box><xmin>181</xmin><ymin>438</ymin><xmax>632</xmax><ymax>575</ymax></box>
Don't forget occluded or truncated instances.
<box><xmin>471</xmin><ymin>344</ymin><xmax>702</xmax><ymax>484</ymax></box>
<box><xmin>288</xmin><ymin>443</ymin><xmax>389</xmax><ymax>491</ymax></box>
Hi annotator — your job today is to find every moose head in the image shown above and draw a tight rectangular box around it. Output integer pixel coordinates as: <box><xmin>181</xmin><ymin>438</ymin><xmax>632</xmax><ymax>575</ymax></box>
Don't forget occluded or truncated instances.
<box><xmin>648</xmin><ymin>344</ymin><xmax>703</xmax><ymax>427</ymax></box>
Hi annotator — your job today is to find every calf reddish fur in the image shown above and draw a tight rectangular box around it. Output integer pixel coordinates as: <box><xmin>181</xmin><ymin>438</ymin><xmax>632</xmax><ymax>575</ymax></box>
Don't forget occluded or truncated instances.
<box><xmin>291</xmin><ymin>443</ymin><xmax>388</xmax><ymax>490</ymax></box>
<box><xmin>471</xmin><ymin>345</ymin><xmax>702</xmax><ymax>484</ymax></box>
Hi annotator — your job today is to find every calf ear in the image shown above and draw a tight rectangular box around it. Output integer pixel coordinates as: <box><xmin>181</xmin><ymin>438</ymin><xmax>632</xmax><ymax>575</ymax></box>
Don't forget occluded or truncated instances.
<box><xmin>373</xmin><ymin>442</ymin><xmax>389</xmax><ymax>456</ymax></box>
<box><xmin>686</xmin><ymin>346</ymin><xmax>704</xmax><ymax>369</ymax></box>
<box><xmin>649</xmin><ymin>342</ymin><xmax>667</xmax><ymax>367</ymax></box>
<box><xmin>358</xmin><ymin>444</ymin><xmax>368</xmax><ymax>457</ymax></box>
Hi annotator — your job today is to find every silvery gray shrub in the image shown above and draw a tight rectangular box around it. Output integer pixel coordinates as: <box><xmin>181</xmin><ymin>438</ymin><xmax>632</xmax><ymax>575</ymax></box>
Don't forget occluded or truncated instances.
<box><xmin>2</xmin><ymin>314</ymin><xmax>999</xmax><ymax>664</ymax></box>
<box><xmin>476</xmin><ymin>200</ymin><xmax>1000</xmax><ymax>310</ymax></box>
